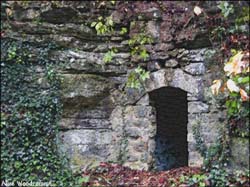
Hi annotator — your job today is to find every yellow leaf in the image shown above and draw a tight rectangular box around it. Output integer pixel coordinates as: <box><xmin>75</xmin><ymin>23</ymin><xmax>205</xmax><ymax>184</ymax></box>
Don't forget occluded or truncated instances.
<box><xmin>211</xmin><ymin>79</ymin><xmax>222</xmax><ymax>95</ymax></box>
<box><xmin>226</xmin><ymin>79</ymin><xmax>240</xmax><ymax>93</ymax></box>
<box><xmin>6</xmin><ymin>8</ymin><xmax>12</xmax><ymax>16</ymax></box>
<box><xmin>240</xmin><ymin>89</ymin><xmax>249</xmax><ymax>101</ymax></box>
<box><xmin>194</xmin><ymin>6</ymin><xmax>202</xmax><ymax>16</ymax></box>
<box><xmin>224</xmin><ymin>62</ymin><xmax>234</xmax><ymax>76</ymax></box>
<box><xmin>224</xmin><ymin>51</ymin><xmax>245</xmax><ymax>75</ymax></box>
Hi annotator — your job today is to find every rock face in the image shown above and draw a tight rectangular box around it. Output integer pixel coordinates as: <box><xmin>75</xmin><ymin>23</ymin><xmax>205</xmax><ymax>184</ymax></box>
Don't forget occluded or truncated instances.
<box><xmin>3</xmin><ymin>1</ymin><xmax>248</xmax><ymax>172</ymax></box>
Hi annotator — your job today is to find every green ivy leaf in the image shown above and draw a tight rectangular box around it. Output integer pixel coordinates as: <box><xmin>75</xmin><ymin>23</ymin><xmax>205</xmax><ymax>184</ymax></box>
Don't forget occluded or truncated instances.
<box><xmin>139</xmin><ymin>49</ymin><xmax>149</xmax><ymax>61</ymax></box>
<box><xmin>90</xmin><ymin>22</ymin><xmax>97</xmax><ymax>27</ymax></box>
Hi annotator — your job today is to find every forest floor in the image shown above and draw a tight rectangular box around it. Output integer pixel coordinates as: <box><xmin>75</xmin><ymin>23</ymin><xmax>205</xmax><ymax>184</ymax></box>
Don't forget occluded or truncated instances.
<box><xmin>80</xmin><ymin>162</ymin><xmax>250</xmax><ymax>186</ymax></box>
<box><xmin>81</xmin><ymin>162</ymin><xmax>202</xmax><ymax>187</ymax></box>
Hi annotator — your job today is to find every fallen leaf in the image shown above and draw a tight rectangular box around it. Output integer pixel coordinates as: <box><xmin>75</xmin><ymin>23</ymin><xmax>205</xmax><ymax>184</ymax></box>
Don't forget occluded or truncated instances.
<box><xmin>6</xmin><ymin>8</ymin><xmax>12</xmax><ymax>16</ymax></box>
<box><xmin>227</xmin><ymin>79</ymin><xmax>240</xmax><ymax>93</ymax></box>
<box><xmin>211</xmin><ymin>79</ymin><xmax>222</xmax><ymax>95</ymax></box>
<box><xmin>224</xmin><ymin>51</ymin><xmax>245</xmax><ymax>75</ymax></box>
<box><xmin>194</xmin><ymin>6</ymin><xmax>202</xmax><ymax>16</ymax></box>
<box><xmin>240</xmin><ymin>89</ymin><xmax>249</xmax><ymax>101</ymax></box>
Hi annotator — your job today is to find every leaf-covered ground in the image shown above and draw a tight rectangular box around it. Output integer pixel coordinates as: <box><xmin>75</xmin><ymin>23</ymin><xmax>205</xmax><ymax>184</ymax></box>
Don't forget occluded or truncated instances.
<box><xmin>80</xmin><ymin>162</ymin><xmax>250</xmax><ymax>186</ymax></box>
<box><xmin>81</xmin><ymin>162</ymin><xmax>202</xmax><ymax>187</ymax></box>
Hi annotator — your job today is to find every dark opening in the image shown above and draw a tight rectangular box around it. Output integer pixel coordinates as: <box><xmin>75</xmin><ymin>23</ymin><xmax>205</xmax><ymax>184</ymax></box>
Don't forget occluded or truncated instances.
<box><xmin>149</xmin><ymin>87</ymin><xmax>188</xmax><ymax>170</ymax></box>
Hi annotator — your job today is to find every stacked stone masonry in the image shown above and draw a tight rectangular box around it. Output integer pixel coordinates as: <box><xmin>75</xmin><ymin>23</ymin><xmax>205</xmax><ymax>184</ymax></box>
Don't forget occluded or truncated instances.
<box><xmin>3</xmin><ymin>1</ymin><xmax>249</xmax><ymax>172</ymax></box>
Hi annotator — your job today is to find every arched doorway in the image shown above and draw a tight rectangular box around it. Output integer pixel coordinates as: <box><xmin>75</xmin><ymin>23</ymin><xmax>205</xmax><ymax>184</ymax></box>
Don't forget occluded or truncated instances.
<box><xmin>149</xmin><ymin>87</ymin><xmax>188</xmax><ymax>170</ymax></box>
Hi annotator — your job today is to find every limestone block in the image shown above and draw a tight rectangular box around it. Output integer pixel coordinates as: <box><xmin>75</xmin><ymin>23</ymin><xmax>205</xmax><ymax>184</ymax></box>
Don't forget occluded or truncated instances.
<box><xmin>148</xmin><ymin>139</ymin><xmax>156</xmax><ymax>154</ymax></box>
<box><xmin>147</xmin><ymin>61</ymin><xmax>161</xmax><ymax>71</ymax></box>
<box><xmin>188</xmin><ymin>101</ymin><xmax>209</xmax><ymax>114</ymax></box>
<box><xmin>151</xmin><ymin>52</ymin><xmax>170</xmax><ymax>61</ymax></box>
<box><xmin>184</xmin><ymin>63</ymin><xmax>206</xmax><ymax>75</ymax></box>
<box><xmin>128</xmin><ymin>139</ymin><xmax>148</xmax><ymax>152</ymax></box>
<box><xmin>110</xmin><ymin>106</ymin><xmax>124</xmax><ymax>134</ymax></box>
<box><xmin>62</xmin><ymin>107</ymin><xmax>112</xmax><ymax>118</ymax></box>
<box><xmin>61</xmin><ymin>74</ymin><xmax>113</xmax><ymax>99</ymax></box>
<box><xmin>125</xmin><ymin>126</ymin><xmax>142</xmax><ymax>138</ymax></box>
<box><xmin>177</xmin><ymin>48</ymin><xmax>207</xmax><ymax>62</ymax></box>
<box><xmin>132</xmin><ymin>106</ymin><xmax>155</xmax><ymax>118</ymax></box>
<box><xmin>60</xmin><ymin>129</ymin><xmax>112</xmax><ymax>146</ymax></box>
<box><xmin>153</xmin><ymin>43</ymin><xmax>174</xmax><ymax>52</ymax></box>
<box><xmin>136</xmin><ymin>94</ymin><xmax>150</xmax><ymax>106</ymax></box>
<box><xmin>13</xmin><ymin>8</ymin><xmax>40</xmax><ymax>21</ymax></box>
<box><xmin>123</xmin><ymin>87</ymin><xmax>146</xmax><ymax>105</ymax></box>
<box><xmin>165</xmin><ymin>59</ymin><xmax>178</xmax><ymax>67</ymax></box>
<box><xmin>41</xmin><ymin>7</ymin><xmax>78</xmax><ymax>23</ymax></box>
<box><xmin>145</xmin><ymin>69</ymin><xmax>173</xmax><ymax>92</ymax></box>
<box><xmin>146</xmin><ymin>21</ymin><xmax>160</xmax><ymax>41</ymax></box>
<box><xmin>188</xmin><ymin>151</ymin><xmax>203</xmax><ymax>167</ymax></box>
<box><xmin>59</xmin><ymin>118</ymin><xmax>111</xmax><ymax>130</ymax></box>
<box><xmin>170</xmin><ymin>69</ymin><xmax>203</xmax><ymax>97</ymax></box>
<box><xmin>187</xmin><ymin>113</ymin><xmax>226</xmax><ymax>145</ymax></box>
<box><xmin>51</xmin><ymin>50</ymin><xmax>129</xmax><ymax>74</ymax></box>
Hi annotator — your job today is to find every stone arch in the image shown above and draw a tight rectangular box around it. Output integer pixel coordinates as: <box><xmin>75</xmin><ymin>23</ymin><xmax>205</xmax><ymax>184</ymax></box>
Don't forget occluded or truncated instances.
<box><xmin>133</xmin><ymin>68</ymin><xmax>207</xmax><ymax>169</ymax></box>
<box><xmin>144</xmin><ymin>69</ymin><xmax>203</xmax><ymax>99</ymax></box>
<box><xmin>110</xmin><ymin>69</ymin><xmax>209</xmax><ymax>170</ymax></box>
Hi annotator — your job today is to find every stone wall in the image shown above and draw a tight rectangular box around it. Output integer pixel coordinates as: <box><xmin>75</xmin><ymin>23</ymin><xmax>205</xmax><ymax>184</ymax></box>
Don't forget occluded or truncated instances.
<box><xmin>2</xmin><ymin>1</ymin><xmax>248</xmax><ymax>172</ymax></box>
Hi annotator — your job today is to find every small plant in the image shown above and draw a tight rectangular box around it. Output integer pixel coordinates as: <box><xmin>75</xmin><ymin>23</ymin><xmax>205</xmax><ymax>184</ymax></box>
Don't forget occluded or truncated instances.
<box><xmin>188</xmin><ymin>174</ymin><xmax>207</xmax><ymax>187</ymax></box>
<box><xmin>126</xmin><ymin>66</ymin><xmax>150</xmax><ymax>89</ymax></box>
<box><xmin>217</xmin><ymin>1</ymin><xmax>234</xmax><ymax>18</ymax></box>
<box><xmin>103</xmin><ymin>48</ymin><xmax>118</xmax><ymax>63</ymax></box>
<box><xmin>128</xmin><ymin>33</ymin><xmax>153</xmax><ymax>61</ymax></box>
<box><xmin>120</xmin><ymin>27</ymin><xmax>128</xmax><ymax>35</ymax></box>
<box><xmin>208</xmin><ymin>166</ymin><xmax>229</xmax><ymax>187</ymax></box>
<box><xmin>211</xmin><ymin>51</ymin><xmax>249</xmax><ymax>118</ymax></box>
<box><xmin>91</xmin><ymin>16</ymin><xmax>114</xmax><ymax>35</ymax></box>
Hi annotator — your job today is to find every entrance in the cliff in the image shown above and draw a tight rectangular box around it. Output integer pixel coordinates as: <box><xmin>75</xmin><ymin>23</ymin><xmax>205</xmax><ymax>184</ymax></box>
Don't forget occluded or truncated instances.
<box><xmin>149</xmin><ymin>87</ymin><xmax>188</xmax><ymax>170</ymax></box>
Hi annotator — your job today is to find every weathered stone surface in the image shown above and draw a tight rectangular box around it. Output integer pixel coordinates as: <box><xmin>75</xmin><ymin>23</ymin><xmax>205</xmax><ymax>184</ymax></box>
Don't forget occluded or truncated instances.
<box><xmin>61</xmin><ymin>74</ymin><xmax>113</xmax><ymax>99</ymax></box>
<box><xmin>151</xmin><ymin>52</ymin><xmax>170</xmax><ymax>61</ymax></box>
<box><xmin>147</xmin><ymin>61</ymin><xmax>161</xmax><ymax>71</ymax></box>
<box><xmin>187</xmin><ymin>93</ymin><xmax>200</xmax><ymax>101</ymax></box>
<box><xmin>188</xmin><ymin>151</ymin><xmax>203</xmax><ymax>167</ymax></box>
<box><xmin>13</xmin><ymin>8</ymin><xmax>40</xmax><ymax>21</ymax></box>
<box><xmin>187</xmin><ymin>113</ymin><xmax>226</xmax><ymax>145</ymax></box>
<box><xmin>177</xmin><ymin>49</ymin><xmax>207</xmax><ymax>62</ymax></box>
<box><xmin>59</xmin><ymin>118</ymin><xmax>111</xmax><ymax>129</ymax></box>
<box><xmin>160</xmin><ymin>21</ymin><xmax>173</xmax><ymax>42</ymax></box>
<box><xmin>136</xmin><ymin>94</ymin><xmax>150</xmax><ymax>106</ymax></box>
<box><xmin>41</xmin><ymin>7</ymin><xmax>78</xmax><ymax>23</ymax></box>
<box><xmin>60</xmin><ymin>129</ymin><xmax>112</xmax><ymax>145</ymax></box>
<box><xmin>124</xmin><ymin>106</ymin><xmax>156</xmax><ymax>121</ymax></box>
<box><xmin>62</xmin><ymin>107</ymin><xmax>112</xmax><ymax>118</ymax></box>
<box><xmin>146</xmin><ymin>21</ymin><xmax>160</xmax><ymax>41</ymax></box>
<box><xmin>188</xmin><ymin>101</ymin><xmax>209</xmax><ymax>114</ymax></box>
<box><xmin>125</xmin><ymin>127</ymin><xmax>142</xmax><ymax>138</ymax></box>
<box><xmin>145</xmin><ymin>69</ymin><xmax>173</xmax><ymax>92</ymax></box>
<box><xmin>184</xmin><ymin>63</ymin><xmax>206</xmax><ymax>75</ymax></box>
<box><xmin>229</xmin><ymin>137</ymin><xmax>249</xmax><ymax>170</ymax></box>
<box><xmin>153</xmin><ymin>43</ymin><xmax>174</xmax><ymax>52</ymax></box>
<box><xmin>138</xmin><ymin>7</ymin><xmax>162</xmax><ymax>21</ymax></box>
<box><xmin>168</xmin><ymin>49</ymin><xmax>181</xmax><ymax>58</ymax></box>
<box><xmin>165</xmin><ymin>59</ymin><xmax>178</xmax><ymax>67</ymax></box>
<box><xmin>170</xmin><ymin>69</ymin><xmax>203</xmax><ymax>98</ymax></box>
<box><xmin>53</xmin><ymin>50</ymin><xmax>129</xmax><ymax>75</ymax></box>
<box><xmin>110</xmin><ymin>106</ymin><xmax>124</xmax><ymax>132</ymax></box>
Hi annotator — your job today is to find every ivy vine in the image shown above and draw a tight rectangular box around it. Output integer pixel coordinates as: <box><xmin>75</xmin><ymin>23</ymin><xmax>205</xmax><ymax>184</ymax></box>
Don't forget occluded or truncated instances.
<box><xmin>1</xmin><ymin>39</ymin><xmax>81</xmax><ymax>186</ymax></box>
